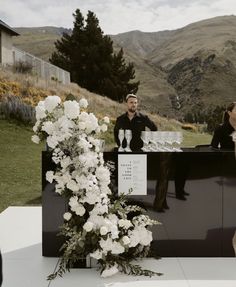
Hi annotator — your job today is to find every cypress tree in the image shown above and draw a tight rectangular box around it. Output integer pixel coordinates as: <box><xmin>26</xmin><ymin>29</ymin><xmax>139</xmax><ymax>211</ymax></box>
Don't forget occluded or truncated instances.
<box><xmin>50</xmin><ymin>9</ymin><xmax>139</xmax><ymax>101</ymax></box>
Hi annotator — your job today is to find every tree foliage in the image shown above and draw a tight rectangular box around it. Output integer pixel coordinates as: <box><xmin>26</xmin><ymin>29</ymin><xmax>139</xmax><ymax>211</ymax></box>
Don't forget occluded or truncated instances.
<box><xmin>183</xmin><ymin>104</ymin><xmax>226</xmax><ymax>133</ymax></box>
<box><xmin>50</xmin><ymin>9</ymin><xmax>139</xmax><ymax>102</ymax></box>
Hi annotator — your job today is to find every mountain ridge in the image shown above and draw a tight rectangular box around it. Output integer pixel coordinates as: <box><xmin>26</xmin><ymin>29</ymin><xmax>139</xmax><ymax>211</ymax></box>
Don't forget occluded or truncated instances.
<box><xmin>12</xmin><ymin>15</ymin><xmax>236</xmax><ymax>119</ymax></box>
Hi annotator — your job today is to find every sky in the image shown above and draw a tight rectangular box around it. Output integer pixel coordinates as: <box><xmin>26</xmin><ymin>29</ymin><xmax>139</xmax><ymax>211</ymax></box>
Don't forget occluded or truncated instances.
<box><xmin>1</xmin><ymin>0</ymin><xmax>236</xmax><ymax>35</ymax></box>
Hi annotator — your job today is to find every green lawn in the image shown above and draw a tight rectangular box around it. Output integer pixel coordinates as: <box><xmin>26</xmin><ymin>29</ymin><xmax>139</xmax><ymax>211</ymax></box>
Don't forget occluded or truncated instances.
<box><xmin>182</xmin><ymin>130</ymin><xmax>212</xmax><ymax>147</ymax></box>
<box><xmin>0</xmin><ymin>120</ymin><xmax>44</xmax><ymax>213</ymax></box>
<box><xmin>0</xmin><ymin>119</ymin><xmax>212</xmax><ymax>213</ymax></box>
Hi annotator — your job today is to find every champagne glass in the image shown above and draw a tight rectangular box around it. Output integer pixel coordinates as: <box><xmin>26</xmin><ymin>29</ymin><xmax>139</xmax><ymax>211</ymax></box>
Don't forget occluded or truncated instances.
<box><xmin>118</xmin><ymin>129</ymin><xmax>125</xmax><ymax>152</ymax></box>
<box><xmin>141</xmin><ymin>131</ymin><xmax>149</xmax><ymax>151</ymax></box>
<box><xmin>175</xmin><ymin>132</ymin><xmax>183</xmax><ymax>152</ymax></box>
<box><xmin>124</xmin><ymin>129</ymin><xmax>132</xmax><ymax>152</ymax></box>
<box><xmin>149</xmin><ymin>131</ymin><xmax>158</xmax><ymax>151</ymax></box>
<box><xmin>158</xmin><ymin>131</ymin><xmax>168</xmax><ymax>151</ymax></box>
<box><xmin>153</xmin><ymin>131</ymin><xmax>164</xmax><ymax>151</ymax></box>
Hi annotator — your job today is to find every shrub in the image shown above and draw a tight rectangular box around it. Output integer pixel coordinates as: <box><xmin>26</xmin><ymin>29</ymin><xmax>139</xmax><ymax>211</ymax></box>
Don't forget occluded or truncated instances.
<box><xmin>0</xmin><ymin>95</ymin><xmax>35</xmax><ymax>125</ymax></box>
<box><xmin>13</xmin><ymin>61</ymin><xmax>33</xmax><ymax>74</ymax></box>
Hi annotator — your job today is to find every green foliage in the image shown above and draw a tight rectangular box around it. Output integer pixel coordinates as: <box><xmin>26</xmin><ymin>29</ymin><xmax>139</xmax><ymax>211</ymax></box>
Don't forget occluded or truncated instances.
<box><xmin>205</xmin><ymin>105</ymin><xmax>226</xmax><ymax>133</ymax></box>
<box><xmin>183</xmin><ymin>104</ymin><xmax>226</xmax><ymax>133</ymax></box>
<box><xmin>65</xmin><ymin>93</ymin><xmax>77</xmax><ymax>101</ymax></box>
<box><xmin>50</xmin><ymin>9</ymin><xmax>139</xmax><ymax>102</ymax></box>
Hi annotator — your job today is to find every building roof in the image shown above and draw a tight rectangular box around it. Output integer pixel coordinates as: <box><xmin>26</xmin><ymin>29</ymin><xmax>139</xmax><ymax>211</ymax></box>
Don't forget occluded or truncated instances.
<box><xmin>0</xmin><ymin>20</ymin><xmax>19</xmax><ymax>36</ymax></box>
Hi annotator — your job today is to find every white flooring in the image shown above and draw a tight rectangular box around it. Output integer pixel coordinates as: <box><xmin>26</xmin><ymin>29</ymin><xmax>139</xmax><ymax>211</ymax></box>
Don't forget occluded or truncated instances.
<box><xmin>0</xmin><ymin>207</ymin><xmax>236</xmax><ymax>287</ymax></box>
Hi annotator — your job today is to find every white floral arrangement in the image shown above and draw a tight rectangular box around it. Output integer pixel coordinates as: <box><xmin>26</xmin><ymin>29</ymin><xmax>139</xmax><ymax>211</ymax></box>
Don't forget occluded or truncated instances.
<box><xmin>32</xmin><ymin>95</ymin><xmax>161</xmax><ymax>279</ymax></box>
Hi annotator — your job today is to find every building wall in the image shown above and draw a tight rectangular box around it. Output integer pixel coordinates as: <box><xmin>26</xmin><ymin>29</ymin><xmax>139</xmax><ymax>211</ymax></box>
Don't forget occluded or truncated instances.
<box><xmin>0</xmin><ymin>28</ymin><xmax>70</xmax><ymax>84</ymax></box>
<box><xmin>0</xmin><ymin>30</ymin><xmax>13</xmax><ymax>64</ymax></box>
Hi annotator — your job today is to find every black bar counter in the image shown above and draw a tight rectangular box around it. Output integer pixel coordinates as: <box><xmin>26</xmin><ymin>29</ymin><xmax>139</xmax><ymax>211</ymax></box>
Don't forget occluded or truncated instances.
<box><xmin>42</xmin><ymin>147</ymin><xmax>236</xmax><ymax>257</ymax></box>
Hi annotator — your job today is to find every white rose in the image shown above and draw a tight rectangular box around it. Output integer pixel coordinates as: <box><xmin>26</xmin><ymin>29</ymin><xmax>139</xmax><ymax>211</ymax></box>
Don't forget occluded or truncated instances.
<box><xmin>79</xmin><ymin>98</ymin><xmax>88</xmax><ymax>108</ymax></box>
<box><xmin>103</xmin><ymin>116</ymin><xmax>110</xmax><ymax>124</ymax></box>
<box><xmin>78</xmin><ymin>121</ymin><xmax>86</xmax><ymax>130</ymax></box>
<box><xmin>83</xmin><ymin>221</ymin><xmax>94</xmax><ymax>232</ymax></box>
<box><xmin>73</xmin><ymin>204</ymin><xmax>86</xmax><ymax>216</ymax></box>
<box><xmin>35</xmin><ymin>102</ymin><xmax>46</xmax><ymax>120</ymax></box>
<box><xmin>42</xmin><ymin>121</ymin><xmax>54</xmax><ymax>135</ymax></box>
<box><xmin>44</xmin><ymin>95</ymin><xmax>61</xmax><ymax>112</ymax></box>
<box><xmin>110</xmin><ymin>225</ymin><xmax>119</xmax><ymax>239</ymax></box>
<box><xmin>100</xmin><ymin>226</ymin><xmax>108</xmax><ymax>236</ymax></box>
<box><xmin>69</xmin><ymin>196</ymin><xmax>78</xmax><ymax>208</ymax></box>
<box><xmin>63</xmin><ymin>212</ymin><xmax>72</xmax><ymax>221</ymax></box>
<box><xmin>118</xmin><ymin>219</ymin><xmax>132</xmax><ymax>229</ymax></box>
<box><xmin>90</xmin><ymin>249</ymin><xmax>103</xmax><ymax>260</ymax></box>
<box><xmin>31</xmin><ymin>135</ymin><xmax>40</xmax><ymax>144</ymax></box>
<box><xmin>60</xmin><ymin>157</ymin><xmax>72</xmax><ymax>169</ymax></box>
<box><xmin>33</xmin><ymin>121</ymin><xmax>40</xmax><ymax>133</ymax></box>
<box><xmin>67</xmin><ymin>180</ymin><xmax>79</xmax><ymax>192</ymax></box>
<box><xmin>79</xmin><ymin>111</ymin><xmax>89</xmax><ymax>121</ymax></box>
<box><xmin>139</xmin><ymin>229</ymin><xmax>153</xmax><ymax>246</ymax></box>
<box><xmin>64</xmin><ymin>100</ymin><xmax>80</xmax><ymax>119</ymax></box>
<box><xmin>96</xmin><ymin>166</ymin><xmax>110</xmax><ymax>184</ymax></box>
<box><xmin>122</xmin><ymin>236</ymin><xmax>130</xmax><ymax>245</ymax></box>
<box><xmin>46</xmin><ymin>171</ymin><xmax>54</xmax><ymax>183</ymax></box>
<box><xmin>100</xmin><ymin>124</ymin><xmax>108</xmax><ymax>132</ymax></box>
<box><xmin>101</xmin><ymin>265</ymin><xmax>119</xmax><ymax>278</ymax></box>
<box><xmin>111</xmin><ymin>242</ymin><xmax>125</xmax><ymax>254</ymax></box>
<box><xmin>46</xmin><ymin>136</ymin><xmax>58</xmax><ymax>149</ymax></box>
<box><xmin>95</xmin><ymin>126</ymin><xmax>101</xmax><ymax>133</ymax></box>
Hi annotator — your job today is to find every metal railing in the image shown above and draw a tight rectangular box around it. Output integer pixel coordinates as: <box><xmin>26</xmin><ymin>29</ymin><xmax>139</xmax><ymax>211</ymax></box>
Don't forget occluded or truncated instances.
<box><xmin>12</xmin><ymin>46</ymin><xmax>70</xmax><ymax>85</ymax></box>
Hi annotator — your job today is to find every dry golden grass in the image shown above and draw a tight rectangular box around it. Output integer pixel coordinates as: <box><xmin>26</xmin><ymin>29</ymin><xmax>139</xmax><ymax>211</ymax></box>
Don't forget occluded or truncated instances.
<box><xmin>1</xmin><ymin>66</ymin><xmax>211</xmax><ymax>141</ymax></box>
<box><xmin>0</xmin><ymin>66</ymin><xmax>181</xmax><ymax>130</ymax></box>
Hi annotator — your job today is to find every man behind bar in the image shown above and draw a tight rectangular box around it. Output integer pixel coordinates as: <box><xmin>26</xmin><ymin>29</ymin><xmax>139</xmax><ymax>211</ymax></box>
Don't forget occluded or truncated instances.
<box><xmin>114</xmin><ymin>94</ymin><xmax>174</xmax><ymax>212</ymax></box>
<box><xmin>114</xmin><ymin>94</ymin><xmax>157</xmax><ymax>151</ymax></box>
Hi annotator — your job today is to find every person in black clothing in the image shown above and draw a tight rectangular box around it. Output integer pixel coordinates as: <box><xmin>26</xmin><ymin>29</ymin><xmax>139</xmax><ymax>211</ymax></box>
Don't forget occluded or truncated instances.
<box><xmin>114</xmin><ymin>94</ymin><xmax>171</xmax><ymax>212</ymax></box>
<box><xmin>211</xmin><ymin>102</ymin><xmax>236</xmax><ymax>150</ymax></box>
<box><xmin>114</xmin><ymin>94</ymin><xmax>157</xmax><ymax>151</ymax></box>
<box><xmin>0</xmin><ymin>251</ymin><xmax>2</xmax><ymax>286</ymax></box>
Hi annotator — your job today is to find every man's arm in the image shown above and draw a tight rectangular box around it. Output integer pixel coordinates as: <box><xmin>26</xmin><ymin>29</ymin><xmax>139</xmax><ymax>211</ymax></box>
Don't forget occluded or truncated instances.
<box><xmin>145</xmin><ymin>115</ymin><xmax>158</xmax><ymax>131</ymax></box>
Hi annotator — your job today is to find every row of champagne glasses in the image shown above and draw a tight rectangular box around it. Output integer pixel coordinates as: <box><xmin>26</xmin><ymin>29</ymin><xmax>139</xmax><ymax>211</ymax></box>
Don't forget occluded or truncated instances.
<box><xmin>118</xmin><ymin>130</ymin><xmax>183</xmax><ymax>152</ymax></box>
<box><xmin>118</xmin><ymin>129</ymin><xmax>132</xmax><ymax>152</ymax></box>
<box><xmin>141</xmin><ymin>131</ymin><xmax>183</xmax><ymax>152</ymax></box>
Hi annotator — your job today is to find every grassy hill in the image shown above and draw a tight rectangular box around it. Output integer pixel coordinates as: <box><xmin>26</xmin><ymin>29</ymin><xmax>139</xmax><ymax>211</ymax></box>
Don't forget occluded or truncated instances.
<box><xmin>13</xmin><ymin>26</ymin><xmax>70</xmax><ymax>61</ymax></box>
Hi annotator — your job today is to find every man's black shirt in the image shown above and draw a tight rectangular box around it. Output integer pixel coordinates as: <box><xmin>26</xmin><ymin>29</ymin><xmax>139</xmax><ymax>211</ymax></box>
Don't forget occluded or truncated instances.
<box><xmin>211</xmin><ymin>122</ymin><xmax>235</xmax><ymax>150</ymax></box>
<box><xmin>114</xmin><ymin>112</ymin><xmax>157</xmax><ymax>151</ymax></box>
